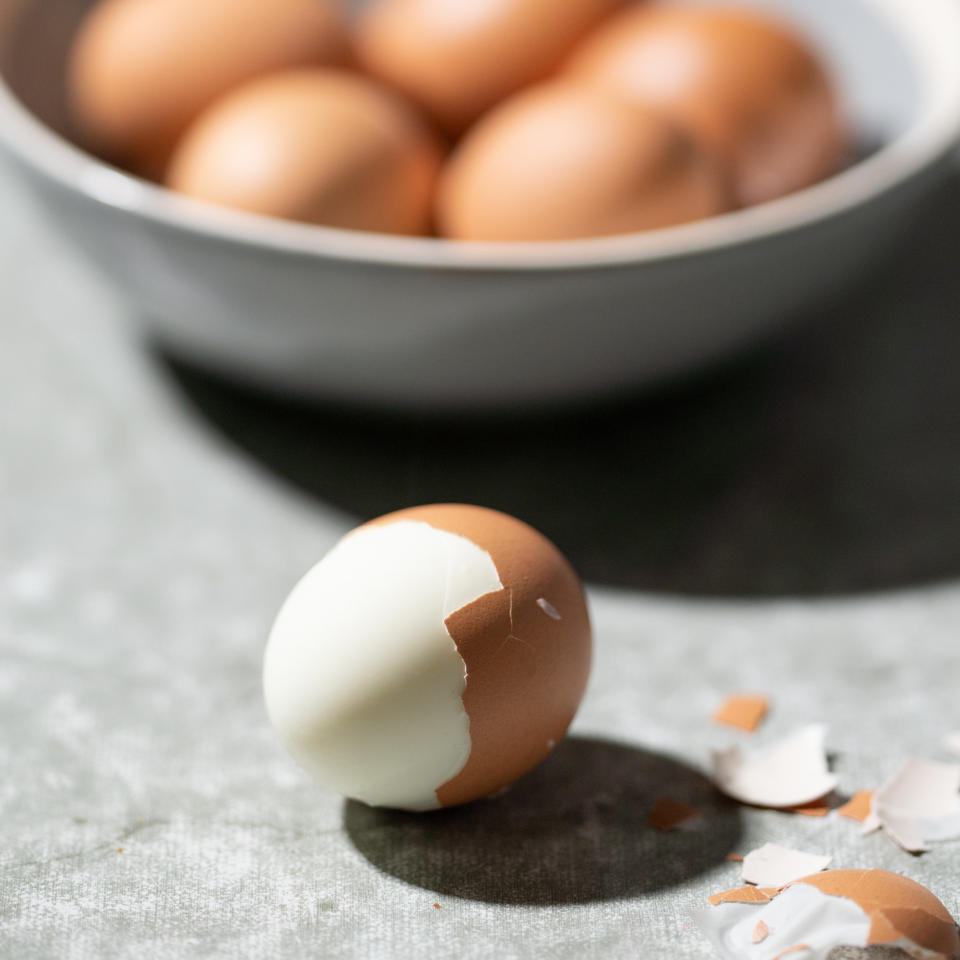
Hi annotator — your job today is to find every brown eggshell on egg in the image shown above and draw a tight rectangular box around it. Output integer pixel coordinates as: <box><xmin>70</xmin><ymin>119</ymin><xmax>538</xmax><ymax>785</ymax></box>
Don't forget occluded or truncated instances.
<box><xmin>794</xmin><ymin>870</ymin><xmax>960</xmax><ymax>957</ymax></box>
<box><xmin>566</xmin><ymin>4</ymin><xmax>846</xmax><ymax>207</ymax></box>
<box><xmin>69</xmin><ymin>0</ymin><xmax>349</xmax><ymax>179</ymax></box>
<box><xmin>355</xmin><ymin>0</ymin><xmax>625</xmax><ymax>135</ymax></box>
<box><xmin>370</xmin><ymin>504</ymin><xmax>592</xmax><ymax>806</ymax></box>
<box><xmin>436</xmin><ymin>82</ymin><xmax>729</xmax><ymax>242</ymax></box>
<box><xmin>166</xmin><ymin>70</ymin><xmax>441</xmax><ymax>236</ymax></box>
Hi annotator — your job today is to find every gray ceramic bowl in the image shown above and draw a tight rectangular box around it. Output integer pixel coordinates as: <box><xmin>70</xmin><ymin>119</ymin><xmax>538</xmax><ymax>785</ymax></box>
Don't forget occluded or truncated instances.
<box><xmin>1</xmin><ymin>0</ymin><xmax>960</xmax><ymax>410</ymax></box>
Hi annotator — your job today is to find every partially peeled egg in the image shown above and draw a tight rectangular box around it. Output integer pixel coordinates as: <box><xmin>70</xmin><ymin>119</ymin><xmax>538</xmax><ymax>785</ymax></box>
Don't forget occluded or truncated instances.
<box><xmin>263</xmin><ymin>505</ymin><xmax>592</xmax><ymax>810</ymax></box>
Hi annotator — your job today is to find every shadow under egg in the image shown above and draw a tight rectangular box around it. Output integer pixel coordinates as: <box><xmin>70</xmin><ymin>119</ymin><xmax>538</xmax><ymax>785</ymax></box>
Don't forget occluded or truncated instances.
<box><xmin>343</xmin><ymin>735</ymin><xmax>742</xmax><ymax>906</ymax></box>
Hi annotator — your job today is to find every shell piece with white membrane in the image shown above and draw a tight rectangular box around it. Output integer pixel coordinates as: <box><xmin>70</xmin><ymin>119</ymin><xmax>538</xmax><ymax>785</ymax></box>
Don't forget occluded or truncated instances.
<box><xmin>869</xmin><ymin>756</ymin><xmax>960</xmax><ymax>852</ymax></box>
<box><xmin>712</xmin><ymin>724</ymin><xmax>838</xmax><ymax>808</ymax></box>
<box><xmin>740</xmin><ymin>843</ymin><xmax>831</xmax><ymax>889</ymax></box>
<box><xmin>263</xmin><ymin>521</ymin><xmax>502</xmax><ymax>811</ymax></box>
<box><xmin>697</xmin><ymin>871</ymin><xmax>960</xmax><ymax>960</ymax></box>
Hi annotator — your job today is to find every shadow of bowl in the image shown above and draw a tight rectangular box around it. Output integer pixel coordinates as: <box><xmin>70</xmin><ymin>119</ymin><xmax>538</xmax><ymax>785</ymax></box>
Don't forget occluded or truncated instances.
<box><xmin>158</xmin><ymin>169</ymin><xmax>960</xmax><ymax>597</ymax></box>
<box><xmin>343</xmin><ymin>735</ymin><xmax>742</xmax><ymax>906</ymax></box>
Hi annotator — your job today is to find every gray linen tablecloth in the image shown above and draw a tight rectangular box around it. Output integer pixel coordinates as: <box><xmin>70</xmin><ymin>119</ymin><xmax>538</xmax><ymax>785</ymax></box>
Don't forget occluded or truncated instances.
<box><xmin>1</xmin><ymin>157</ymin><xmax>959</xmax><ymax>959</ymax></box>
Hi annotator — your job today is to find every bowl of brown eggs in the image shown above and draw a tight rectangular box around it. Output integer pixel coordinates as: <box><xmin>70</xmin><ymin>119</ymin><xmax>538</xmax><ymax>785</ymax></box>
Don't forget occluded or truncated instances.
<box><xmin>1</xmin><ymin>0</ymin><xmax>959</xmax><ymax>409</ymax></box>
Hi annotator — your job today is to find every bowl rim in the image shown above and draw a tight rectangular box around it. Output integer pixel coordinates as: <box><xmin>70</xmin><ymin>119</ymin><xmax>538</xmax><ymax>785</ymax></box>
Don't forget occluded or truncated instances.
<box><xmin>1</xmin><ymin>0</ymin><xmax>959</xmax><ymax>272</ymax></box>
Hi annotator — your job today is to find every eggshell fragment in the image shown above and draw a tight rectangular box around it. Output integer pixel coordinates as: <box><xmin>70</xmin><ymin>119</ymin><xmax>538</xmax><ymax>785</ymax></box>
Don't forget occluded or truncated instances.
<box><xmin>166</xmin><ymin>70</ymin><xmax>441</xmax><ymax>235</ymax></box>
<box><xmin>713</xmin><ymin>693</ymin><xmax>769</xmax><ymax>733</ymax></box>
<box><xmin>355</xmin><ymin>0</ymin><xmax>624</xmax><ymax>134</ymax></box>
<box><xmin>837</xmin><ymin>790</ymin><xmax>875</xmax><ymax>824</ymax></box>
<box><xmin>712</xmin><ymin>724</ymin><xmax>838</xmax><ymax>809</ymax></box>
<box><xmin>741</xmin><ymin>843</ymin><xmax>831</xmax><ymax>889</ymax></box>
<box><xmin>647</xmin><ymin>797</ymin><xmax>702</xmax><ymax>831</ymax></box>
<box><xmin>437</xmin><ymin>82</ymin><xmax>728</xmax><ymax>242</ymax></box>
<box><xmin>868</xmin><ymin>757</ymin><xmax>960</xmax><ymax>853</ymax></box>
<box><xmin>708</xmin><ymin>886</ymin><xmax>779</xmax><ymax>907</ymax></box>
<box><xmin>698</xmin><ymin>870</ymin><xmax>960</xmax><ymax>960</ymax></box>
<box><xmin>69</xmin><ymin>0</ymin><xmax>348</xmax><ymax>179</ymax></box>
<box><xmin>566</xmin><ymin>4</ymin><xmax>846</xmax><ymax>206</ymax></box>
<box><xmin>263</xmin><ymin>504</ymin><xmax>591</xmax><ymax>811</ymax></box>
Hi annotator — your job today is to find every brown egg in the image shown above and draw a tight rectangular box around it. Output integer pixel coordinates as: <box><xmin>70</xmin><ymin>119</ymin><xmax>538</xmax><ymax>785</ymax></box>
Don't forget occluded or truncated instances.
<box><xmin>166</xmin><ymin>70</ymin><xmax>441</xmax><ymax>236</ymax></box>
<box><xmin>69</xmin><ymin>0</ymin><xmax>349</xmax><ymax>179</ymax></box>
<box><xmin>263</xmin><ymin>504</ymin><xmax>592</xmax><ymax>810</ymax></box>
<box><xmin>436</xmin><ymin>82</ymin><xmax>729</xmax><ymax>242</ymax></box>
<box><xmin>567</xmin><ymin>4</ymin><xmax>846</xmax><ymax>207</ymax></box>
<box><xmin>355</xmin><ymin>0</ymin><xmax>625</xmax><ymax>135</ymax></box>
